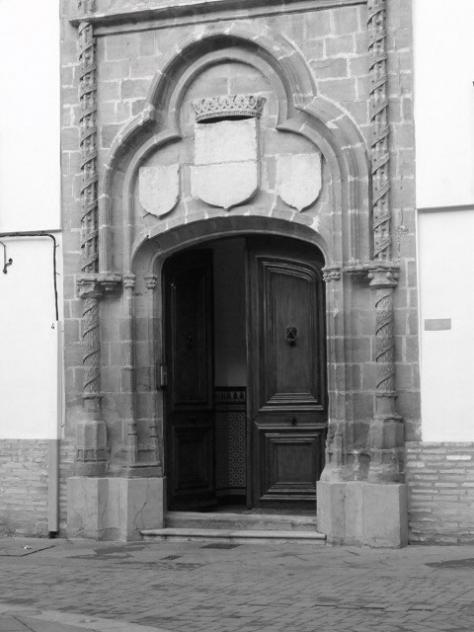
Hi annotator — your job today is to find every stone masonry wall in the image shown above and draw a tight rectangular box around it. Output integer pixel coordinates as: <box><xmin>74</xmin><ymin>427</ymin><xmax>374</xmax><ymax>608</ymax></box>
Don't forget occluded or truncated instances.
<box><xmin>59</xmin><ymin>439</ymin><xmax>76</xmax><ymax>534</ymax></box>
<box><xmin>406</xmin><ymin>442</ymin><xmax>474</xmax><ymax>543</ymax></box>
<box><xmin>60</xmin><ymin>0</ymin><xmax>419</xmax><ymax>458</ymax></box>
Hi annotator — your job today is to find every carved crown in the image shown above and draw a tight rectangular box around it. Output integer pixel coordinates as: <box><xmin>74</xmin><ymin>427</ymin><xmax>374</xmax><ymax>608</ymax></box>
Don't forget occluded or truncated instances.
<box><xmin>192</xmin><ymin>94</ymin><xmax>265</xmax><ymax>123</ymax></box>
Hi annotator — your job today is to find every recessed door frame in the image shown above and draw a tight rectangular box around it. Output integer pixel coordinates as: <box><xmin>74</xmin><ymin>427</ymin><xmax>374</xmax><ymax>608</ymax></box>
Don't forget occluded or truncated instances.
<box><xmin>157</xmin><ymin>229</ymin><xmax>328</xmax><ymax>511</ymax></box>
<box><xmin>130</xmin><ymin>215</ymin><xmax>349</xmax><ymax>516</ymax></box>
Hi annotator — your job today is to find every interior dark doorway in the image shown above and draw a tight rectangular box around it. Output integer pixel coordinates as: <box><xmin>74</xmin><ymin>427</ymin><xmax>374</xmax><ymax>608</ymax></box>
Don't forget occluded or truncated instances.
<box><xmin>162</xmin><ymin>235</ymin><xmax>327</xmax><ymax>513</ymax></box>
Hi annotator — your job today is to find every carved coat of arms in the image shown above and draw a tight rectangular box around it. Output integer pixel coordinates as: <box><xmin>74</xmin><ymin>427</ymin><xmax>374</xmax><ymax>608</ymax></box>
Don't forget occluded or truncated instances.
<box><xmin>276</xmin><ymin>153</ymin><xmax>322</xmax><ymax>212</ymax></box>
<box><xmin>138</xmin><ymin>164</ymin><xmax>180</xmax><ymax>218</ymax></box>
<box><xmin>190</xmin><ymin>95</ymin><xmax>264</xmax><ymax>211</ymax></box>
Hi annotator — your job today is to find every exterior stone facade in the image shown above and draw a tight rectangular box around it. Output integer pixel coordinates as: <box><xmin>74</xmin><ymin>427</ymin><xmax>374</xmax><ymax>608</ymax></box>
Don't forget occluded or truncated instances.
<box><xmin>60</xmin><ymin>0</ymin><xmax>420</xmax><ymax>545</ymax></box>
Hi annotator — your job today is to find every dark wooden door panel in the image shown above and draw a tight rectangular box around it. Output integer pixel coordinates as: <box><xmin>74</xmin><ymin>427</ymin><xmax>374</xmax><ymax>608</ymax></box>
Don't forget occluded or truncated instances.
<box><xmin>247</xmin><ymin>237</ymin><xmax>327</xmax><ymax>508</ymax></box>
<box><xmin>261</xmin><ymin>260</ymin><xmax>324</xmax><ymax>409</ymax></box>
<box><xmin>258</xmin><ymin>427</ymin><xmax>325</xmax><ymax>503</ymax></box>
<box><xmin>167</xmin><ymin>261</ymin><xmax>213</xmax><ymax>409</ymax></box>
<box><xmin>169</xmin><ymin>420</ymin><xmax>215</xmax><ymax>507</ymax></box>
<box><xmin>164</xmin><ymin>250</ymin><xmax>216</xmax><ymax>509</ymax></box>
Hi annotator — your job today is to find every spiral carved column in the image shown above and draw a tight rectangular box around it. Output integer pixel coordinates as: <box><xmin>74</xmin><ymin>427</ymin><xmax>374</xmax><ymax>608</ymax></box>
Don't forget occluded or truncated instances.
<box><xmin>367</xmin><ymin>0</ymin><xmax>403</xmax><ymax>482</ymax></box>
<box><xmin>75</xmin><ymin>1</ymin><xmax>107</xmax><ymax>475</ymax></box>
<box><xmin>368</xmin><ymin>0</ymin><xmax>391</xmax><ymax>263</ymax></box>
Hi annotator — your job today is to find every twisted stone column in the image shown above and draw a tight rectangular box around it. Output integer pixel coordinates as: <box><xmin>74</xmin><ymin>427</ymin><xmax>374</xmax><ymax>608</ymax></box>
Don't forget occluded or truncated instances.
<box><xmin>75</xmin><ymin>1</ymin><xmax>107</xmax><ymax>475</ymax></box>
<box><xmin>368</xmin><ymin>268</ymin><xmax>403</xmax><ymax>482</ymax></box>
<box><xmin>368</xmin><ymin>0</ymin><xmax>391</xmax><ymax>263</ymax></box>
<box><xmin>367</xmin><ymin>0</ymin><xmax>403</xmax><ymax>482</ymax></box>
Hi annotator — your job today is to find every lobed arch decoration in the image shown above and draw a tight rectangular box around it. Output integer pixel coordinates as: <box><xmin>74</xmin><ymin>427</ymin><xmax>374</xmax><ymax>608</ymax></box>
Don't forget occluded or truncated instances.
<box><xmin>99</xmin><ymin>21</ymin><xmax>371</xmax><ymax>276</ymax></box>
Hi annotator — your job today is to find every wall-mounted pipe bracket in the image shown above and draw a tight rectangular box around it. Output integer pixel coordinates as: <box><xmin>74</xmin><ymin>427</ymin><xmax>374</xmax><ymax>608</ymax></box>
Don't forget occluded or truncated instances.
<box><xmin>0</xmin><ymin>241</ymin><xmax>13</xmax><ymax>274</ymax></box>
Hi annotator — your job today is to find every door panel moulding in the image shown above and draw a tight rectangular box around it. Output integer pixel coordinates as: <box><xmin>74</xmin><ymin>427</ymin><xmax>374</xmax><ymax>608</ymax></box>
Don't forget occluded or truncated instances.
<box><xmin>71</xmin><ymin>0</ymin><xmax>367</xmax><ymax>31</ymax></box>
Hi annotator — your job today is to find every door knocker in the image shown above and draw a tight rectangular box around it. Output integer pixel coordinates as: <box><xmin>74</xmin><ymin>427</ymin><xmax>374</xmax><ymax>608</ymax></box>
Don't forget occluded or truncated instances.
<box><xmin>285</xmin><ymin>326</ymin><xmax>298</xmax><ymax>346</ymax></box>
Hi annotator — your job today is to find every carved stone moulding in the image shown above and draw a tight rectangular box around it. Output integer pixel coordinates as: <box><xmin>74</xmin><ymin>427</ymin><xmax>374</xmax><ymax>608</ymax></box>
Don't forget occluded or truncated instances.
<box><xmin>144</xmin><ymin>274</ymin><xmax>158</xmax><ymax>290</ymax></box>
<box><xmin>192</xmin><ymin>94</ymin><xmax>265</xmax><ymax>123</ymax></box>
<box><xmin>337</xmin><ymin>261</ymin><xmax>400</xmax><ymax>286</ymax></box>
<box><xmin>322</xmin><ymin>266</ymin><xmax>342</xmax><ymax>282</ymax></box>
<box><xmin>76</xmin><ymin>448</ymin><xmax>106</xmax><ymax>462</ymax></box>
<box><xmin>123</xmin><ymin>273</ymin><xmax>136</xmax><ymax>290</ymax></box>
<box><xmin>367</xmin><ymin>264</ymin><xmax>399</xmax><ymax>288</ymax></box>
<box><xmin>77</xmin><ymin>273</ymin><xmax>123</xmax><ymax>298</ymax></box>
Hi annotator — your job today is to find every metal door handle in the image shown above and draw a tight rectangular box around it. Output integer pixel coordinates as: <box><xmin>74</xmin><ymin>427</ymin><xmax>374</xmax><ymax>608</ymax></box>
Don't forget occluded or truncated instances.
<box><xmin>286</xmin><ymin>326</ymin><xmax>298</xmax><ymax>346</ymax></box>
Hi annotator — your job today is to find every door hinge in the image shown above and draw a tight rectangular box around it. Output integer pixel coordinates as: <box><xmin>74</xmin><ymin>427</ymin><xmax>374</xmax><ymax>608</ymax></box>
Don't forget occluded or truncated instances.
<box><xmin>159</xmin><ymin>364</ymin><xmax>168</xmax><ymax>389</ymax></box>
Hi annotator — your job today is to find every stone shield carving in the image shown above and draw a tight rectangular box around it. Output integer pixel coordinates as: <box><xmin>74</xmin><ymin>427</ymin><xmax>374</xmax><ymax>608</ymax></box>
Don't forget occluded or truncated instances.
<box><xmin>191</xmin><ymin>118</ymin><xmax>259</xmax><ymax>211</ymax></box>
<box><xmin>138</xmin><ymin>164</ymin><xmax>180</xmax><ymax>218</ymax></box>
<box><xmin>276</xmin><ymin>153</ymin><xmax>322</xmax><ymax>212</ymax></box>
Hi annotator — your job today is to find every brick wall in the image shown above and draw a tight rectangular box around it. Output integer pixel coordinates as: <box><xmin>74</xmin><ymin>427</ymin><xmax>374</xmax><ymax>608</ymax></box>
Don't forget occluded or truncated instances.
<box><xmin>59</xmin><ymin>439</ymin><xmax>75</xmax><ymax>534</ymax></box>
<box><xmin>0</xmin><ymin>439</ymin><xmax>75</xmax><ymax>537</ymax></box>
<box><xmin>406</xmin><ymin>442</ymin><xmax>474</xmax><ymax>543</ymax></box>
<box><xmin>0</xmin><ymin>440</ymin><xmax>49</xmax><ymax>536</ymax></box>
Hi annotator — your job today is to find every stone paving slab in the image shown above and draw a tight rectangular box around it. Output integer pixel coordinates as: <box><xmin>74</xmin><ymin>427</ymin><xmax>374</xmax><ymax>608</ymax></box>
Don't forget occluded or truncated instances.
<box><xmin>0</xmin><ymin>606</ymin><xmax>172</xmax><ymax>632</ymax></box>
<box><xmin>0</xmin><ymin>537</ymin><xmax>474</xmax><ymax>631</ymax></box>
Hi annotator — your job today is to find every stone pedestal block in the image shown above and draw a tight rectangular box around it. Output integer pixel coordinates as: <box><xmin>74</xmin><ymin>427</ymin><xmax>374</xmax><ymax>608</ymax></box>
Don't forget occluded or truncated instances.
<box><xmin>67</xmin><ymin>477</ymin><xmax>165</xmax><ymax>541</ymax></box>
<box><xmin>317</xmin><ymin>480</ymin><xmax>408</xmax><ymax>547</ymax></box>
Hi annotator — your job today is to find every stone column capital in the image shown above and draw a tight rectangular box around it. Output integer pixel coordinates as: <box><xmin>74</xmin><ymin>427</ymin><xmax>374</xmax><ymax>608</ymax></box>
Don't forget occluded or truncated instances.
<box><xmin>123</xmin><ymin>273</ymin><xmax>136</xmax><ymax>290</ymax></box>
<box><xmin>368</xmin><ymin>265</ymin><xmax>399</xmax><ymax>289</ymax></box>
<box><xmin>77</xmin><ymin>273</ymin><xmax>122</xmax><ymax>298</ymax></box>
<box><xmin>322</xmin><ymin>266</ymin><xmax>342</xmax><ymax>282</ymax></box>
<box><xmin>145</xmin><ymin>274</ymin><xmax>159</xmax><ymax>290</ymax></box>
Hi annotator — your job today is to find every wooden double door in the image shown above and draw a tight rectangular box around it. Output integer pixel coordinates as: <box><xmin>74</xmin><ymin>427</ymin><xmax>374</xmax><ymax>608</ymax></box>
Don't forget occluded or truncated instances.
<box><xmin>163</xmin><ymin>236</ymin><xmax>327</xmax><ymax>510</ymax></box>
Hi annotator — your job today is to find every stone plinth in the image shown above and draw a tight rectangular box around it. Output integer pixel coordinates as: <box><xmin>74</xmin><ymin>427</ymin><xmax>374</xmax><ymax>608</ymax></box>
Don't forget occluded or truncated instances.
<box><xmin>317</xmin><ymin>480</ymin><xmax>408</xmax><ymax>547</ymax></box>
<box><xmin>67</xmin><ymin>477</ymin><xmax>165</xmax><ymax>541</ymax></box>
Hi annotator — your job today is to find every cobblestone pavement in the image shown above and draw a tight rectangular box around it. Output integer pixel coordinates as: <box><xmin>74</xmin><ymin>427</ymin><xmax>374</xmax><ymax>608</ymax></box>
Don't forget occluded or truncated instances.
<box><xmin>1</xmin><ymin>537</ymin><xmax>474</xmax><ymax>631</ymax></box>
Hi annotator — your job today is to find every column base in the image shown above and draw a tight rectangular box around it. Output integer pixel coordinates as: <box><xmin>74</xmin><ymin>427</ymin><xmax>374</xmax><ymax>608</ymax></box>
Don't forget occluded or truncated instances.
<box><xmin>317</xmin><ymin>480</ymin><xmax>408</xmax><ymax>547</ymax></box>
<box><xmin>67</xmin><ymin>476</ymin><xmax>165</xmax><ymax>541</ymax></box>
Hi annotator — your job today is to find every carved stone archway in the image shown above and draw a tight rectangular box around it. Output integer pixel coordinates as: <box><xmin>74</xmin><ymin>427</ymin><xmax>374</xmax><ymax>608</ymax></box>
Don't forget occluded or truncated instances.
<box><xmin>68</xmin><ymin>1</ymin><xmax>408</xmax><ymax>546</ymax></box>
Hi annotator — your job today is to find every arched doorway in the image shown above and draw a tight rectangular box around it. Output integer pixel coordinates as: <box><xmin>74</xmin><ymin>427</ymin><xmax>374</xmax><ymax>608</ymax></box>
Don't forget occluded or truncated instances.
<box><xmin>161</xmin><ymin>234</ymin><xmax>327</xmax><ymax>513</ymax></box>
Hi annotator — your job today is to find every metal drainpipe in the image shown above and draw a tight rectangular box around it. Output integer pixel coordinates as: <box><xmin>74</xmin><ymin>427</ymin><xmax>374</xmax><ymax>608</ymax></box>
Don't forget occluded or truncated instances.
<box><xmin>0</xmin><ymin>230</ymin><xmax>61</xmax><ymax>536</ymax></box>
<box><xmin>47</xmin><ymin>317</ymin><xmax>64</xmax><ymax>538</ymax></box>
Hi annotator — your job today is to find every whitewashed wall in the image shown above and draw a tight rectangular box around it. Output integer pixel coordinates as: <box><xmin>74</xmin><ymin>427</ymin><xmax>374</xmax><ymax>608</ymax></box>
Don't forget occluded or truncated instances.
<box><xmin>418</xmin><ymin>212</ymin><xmax>474</xmax><ymax>441</ymax></box>
<box><xmin>414</xmin><ymin>0</ymin><xmax>474</xmax><ymax>209</ymax></box>
<box><xmin>415</xmin><ymin>0</ymin><xmax>474</xmax><ymax>441</ymax></box>
<box><xmin>0</xmin><ymin>0</ymin><xmax>62</xmax><ymax>440</ymax></box>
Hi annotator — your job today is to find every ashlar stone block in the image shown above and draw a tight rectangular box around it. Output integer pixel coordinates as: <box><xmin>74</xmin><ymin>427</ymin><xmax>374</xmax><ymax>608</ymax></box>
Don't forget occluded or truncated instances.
<box><xmin>317</xmin><ymin>480</ymin><xmax>408</xmax><ymax>547</ymax></box>
<box><xmin>67</xmin><ymin>476</ymin><xmax>165</xmax><ymax>541</ymax></box>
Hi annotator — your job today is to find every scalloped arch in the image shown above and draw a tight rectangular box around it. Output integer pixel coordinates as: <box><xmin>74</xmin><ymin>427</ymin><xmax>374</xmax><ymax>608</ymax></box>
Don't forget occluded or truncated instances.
<box><xmin>100</xmin><ymin>22</ymin><xmax>371</xmax><ymax>270</ymax></box>
<box><xmin>103</xmin><ymin>22</ymin><xmax>316</xmax><ymax>180</ymax></box>
<box><xmin>146</xmin><ymin>22</ymin><xmax>316</xmax><ymax>113</ymax></box>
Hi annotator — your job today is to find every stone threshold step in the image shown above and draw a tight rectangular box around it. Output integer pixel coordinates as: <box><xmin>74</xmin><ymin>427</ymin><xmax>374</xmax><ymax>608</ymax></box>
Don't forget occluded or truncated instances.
<box><xmin>141</xmin><ymin>527</ymin><xmax>326</xmax><ymax>544</ymax></box>
<box><xmin>165</xmin><ymin>510</ymin><xmax>317</xmax><ymax>531</ymax></box>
